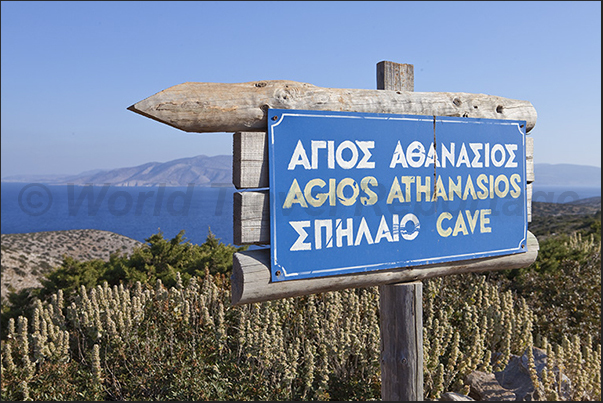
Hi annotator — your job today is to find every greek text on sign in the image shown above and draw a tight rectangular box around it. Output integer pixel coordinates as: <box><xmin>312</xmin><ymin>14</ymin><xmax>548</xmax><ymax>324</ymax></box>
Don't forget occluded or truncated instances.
<box><xmin>267</xmin><ymin>109</ymin><xmax>528</xmax><ymax>282</ymax></box>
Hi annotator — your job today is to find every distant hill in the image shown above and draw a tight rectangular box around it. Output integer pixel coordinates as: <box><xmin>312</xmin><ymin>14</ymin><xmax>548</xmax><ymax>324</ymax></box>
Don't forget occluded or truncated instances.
<box><xmin>2</xmin><ymin>158</ymin><xmax>600</xmax><ymax>188</ymax></box>
<box><xmin>534</xmin><ymin>163</ymin><xmax>600</xmax><ymax>187</ymax></box>
<box><xmin>2</xmin><ymin>155</ymin><xmax>232</xmax><ymax>187</ymax></box>
<box><xmin>529</xmin><ymin>196</ymin><xmax>601</xmax><ymax>241</ymax></box>
<box><xmin>532</xmin><ymin>196</ymin><xmax>601</xmax><ymax>217</ymax></box>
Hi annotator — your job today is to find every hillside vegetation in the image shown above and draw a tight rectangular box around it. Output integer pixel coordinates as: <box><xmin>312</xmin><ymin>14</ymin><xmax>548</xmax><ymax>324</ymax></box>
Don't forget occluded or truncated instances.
<box><xmin>1</xmin><ymin>199</ymin><xmax>600</xmax><ymax>400</ymax></box>
<box><xmin>1</xmin><ymin>230</ymin><xmax>142</xmax><ymax>300</ymax></box>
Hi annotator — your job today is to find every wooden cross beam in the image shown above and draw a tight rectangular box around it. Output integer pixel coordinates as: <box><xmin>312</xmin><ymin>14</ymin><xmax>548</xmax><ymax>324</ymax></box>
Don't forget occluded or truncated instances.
<box><xmin>128</xmin><ymin>80</ymin><xmax>537</xmax><ymax>133</ymax></box>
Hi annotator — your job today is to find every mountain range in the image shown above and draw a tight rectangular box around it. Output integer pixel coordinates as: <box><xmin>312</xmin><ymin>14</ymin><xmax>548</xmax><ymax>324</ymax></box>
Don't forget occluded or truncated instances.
<box><xmin>1</xmin><ymin>155</ymin><xmax>232</xmax><ymax>187</ymax></box>
<box><xmin>533</xmin><ymin>163</ymin><xmax>600</xmax><ymax>187</ymax></box>
<box><xmin>1</xmin><ymin>156</ymin><xmax>601</xmax><ymax>188</ymax></box>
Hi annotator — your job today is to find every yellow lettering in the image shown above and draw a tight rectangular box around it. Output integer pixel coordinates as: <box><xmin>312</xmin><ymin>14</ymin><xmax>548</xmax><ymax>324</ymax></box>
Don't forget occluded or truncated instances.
<box><xmin>328</xmin><ymin>178</ymin><xmax>337</xmax><ymax>206</ymax></box>
<box><xmin>336</xmin><ymin>178</ymin><xmax>359</xmax><ymax>206</ymax></box>
<box><xmin>435</xmin><ymin>176</ymin><xmax>448</xmax><ymax>201</ymax></box>
<box><xmin>304</xmin><ymin>178</ymin><xmax>327</xmax><ymax>207</ymax></box>
<box><xmin>448</xmin><ymin>176</ymin><xmax>462</xmax><ymax>201</ymax></box>
<box><xmin>476</xmin><ymin>174</ymin><xmax>489</xmax><ymax>200</ymax></box>
<box><xmin>283</xmin><ymin>179</ymin><xmax>308</xmax><ymax>208</ymax></box>
<box><xmin>360</xmin><ymin>176</ymin><xmax>379</xmax><ymax>205</ymax></box>
<box><xmin>452</xmin><ymin>211</ymin><xmax>469</xmax><ymax>236</ymax></box>
<box><xmin>489</xmin><ymin>175</ymin><xmax>495</xmax><ymax>199</ymax></box>
<box><xmin>510</xmin><ymin>174</ymin><xmax>522</xmax><ymax>198</ymax></box>
<box><xmin>416</xmin><ymin>176</ymin><xmax>431</xmax><ymax>202</ymax></box>
<box><xmin>480</xmin><ymin>209</ymin><xmax>492</xmax><ymax>233</ymax></box>
<box><xmin>465</xmin><ymin>210</ymin><xmax>479</xmax><ymax>233</ymax></box>
<box><xmin>494</xmin><ymin>174</ymin><xmax>509</xmax><ymax>198</ymax></box>
<box><xmin>463</xmin><ymin>175</ymin><xmax>477</xmax><ymax>200</ymax></box>
<box><xmin>437</xmin><ymin>212</ymin><xmax>453</xmax><ymax>237</ymax></box>
<box><xmin>400</xmin><ymin>176</ymin><xmax>415</xmax><ymax>202</ymax></box>
<box><xmin>387</xmin><ymin>177</ymin><xmax>405</xmax><ymax>204</ymax></box>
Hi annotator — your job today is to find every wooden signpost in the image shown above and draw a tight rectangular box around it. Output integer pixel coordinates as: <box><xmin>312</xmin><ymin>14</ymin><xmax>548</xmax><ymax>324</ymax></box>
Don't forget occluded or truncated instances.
<box><xmin>378</xmin><ymin>62</ymin><xmax>423</xmax><ymax>401</ymax></box>
<box><xmin>128</xmin><ymin>61</ymin><xmax>538</xmax><ymax>400</ymax></box>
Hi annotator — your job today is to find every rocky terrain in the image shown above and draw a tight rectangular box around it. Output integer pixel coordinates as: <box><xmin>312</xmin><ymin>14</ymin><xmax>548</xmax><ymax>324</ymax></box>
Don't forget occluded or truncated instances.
<box><xmin>1</xmin><ymin>229</ymin><xmax>142</xmax><ymax>300</ymax></box>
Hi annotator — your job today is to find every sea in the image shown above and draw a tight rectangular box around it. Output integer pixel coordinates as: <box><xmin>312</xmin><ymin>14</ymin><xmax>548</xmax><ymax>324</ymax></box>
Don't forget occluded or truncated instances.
<box><xmin>1</xmin><ymin>182</ymin><xmax>600</xmax><ymax>246</ymax></box>
<box><xmin>1</xmin><ymin>183</ymin><xmax>240</xmax><ymax>246</ymax></box>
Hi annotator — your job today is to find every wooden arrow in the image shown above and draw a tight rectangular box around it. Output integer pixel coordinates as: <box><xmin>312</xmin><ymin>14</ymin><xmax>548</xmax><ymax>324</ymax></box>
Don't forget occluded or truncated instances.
<box><xmin>128</xmin><ymin>80</ymin><xmax>537</xmax><ymax>133</ymax></box>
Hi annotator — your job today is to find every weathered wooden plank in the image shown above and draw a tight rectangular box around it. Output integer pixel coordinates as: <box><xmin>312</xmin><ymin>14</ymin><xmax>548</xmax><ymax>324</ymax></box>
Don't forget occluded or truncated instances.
<box><xmin>231</xmin><ymin>231</ymin><xmax>539</xmax><ymax>305</ymax></box>
<box><xmin>377</xmin><ymin>61</ymin><xmax>414</xmax><ymax>92</ymax></box>
<box><xmin>233</xmin><ymin>132</ymin><xmax>268</xmax><ymax>189</ymax></box>
<box><xmin>233</xmin><ymin>190</ymin><xmax>270</xmax><ymax>245</ymax></box>
<box><xmin>377</xmin><ymin>60</ymin><xmax>424</xmax><ymax>402</ymax></box>
<box><xmin>233</xmin><ymin>130</ymin><xmax>535</xmax><ymax>191</ymax></box>
<box><xmin>234</xmin><ymin>190</ymin><xmax>269</xmax><ymax>244</ymax></box>
<box><xmin>527</xmin><ymin>182</ymin><xmax>533</xmax><ymax>223</ymax></box>
<box><xmin>526</xmin><ymin>136</ymin><xmax>534</xmax><ymax>183</ymax></box>
<box><xmin>128</xmin><ymin>80</ymin><xmax>537</xmax><ymax>133</ymax></box>
<box><xmin>526</xmin><ymin>143</ymin><xmax>533</xmax><ymax>221</ymax></box>
<box><xmin>379</xmin><ymin>281</ymin><xmax>423</xmax><ymax>401</ymax></box>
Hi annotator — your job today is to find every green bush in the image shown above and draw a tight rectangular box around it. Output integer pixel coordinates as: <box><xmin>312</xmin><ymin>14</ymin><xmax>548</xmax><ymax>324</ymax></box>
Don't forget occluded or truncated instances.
<box><xmin>40</xmin><ymin>229</ymin><xmax>245</xmax><ymax>295</ymax></box>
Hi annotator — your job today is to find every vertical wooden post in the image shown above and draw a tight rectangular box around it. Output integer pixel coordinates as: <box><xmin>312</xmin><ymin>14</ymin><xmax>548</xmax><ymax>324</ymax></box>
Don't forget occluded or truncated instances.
<box><xmin>377</xmin><ymin>61</ymin><xmax>424</xmax><ymax>401</ymax></box>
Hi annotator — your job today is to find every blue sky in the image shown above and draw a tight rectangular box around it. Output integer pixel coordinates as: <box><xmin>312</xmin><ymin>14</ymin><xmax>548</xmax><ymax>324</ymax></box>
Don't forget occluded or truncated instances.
<box><xmin>1</xmin><ymin>1</ymin><xmax>601</xmax><ymax>177</ymax></box>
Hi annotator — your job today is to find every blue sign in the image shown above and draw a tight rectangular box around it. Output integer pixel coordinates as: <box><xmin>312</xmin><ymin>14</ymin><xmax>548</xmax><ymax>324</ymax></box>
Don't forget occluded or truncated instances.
<box><xmin>267</xmin><ymin>109</ymin><xmax>527</xmax><ymax>282</ymax></box>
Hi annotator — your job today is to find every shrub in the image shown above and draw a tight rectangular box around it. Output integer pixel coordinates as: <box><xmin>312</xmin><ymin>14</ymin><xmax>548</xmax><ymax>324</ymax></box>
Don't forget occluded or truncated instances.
<box><xmin>2</xmin><ymin>270</ymin><xmax>600</xmax><ymax>400</ymax></box>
